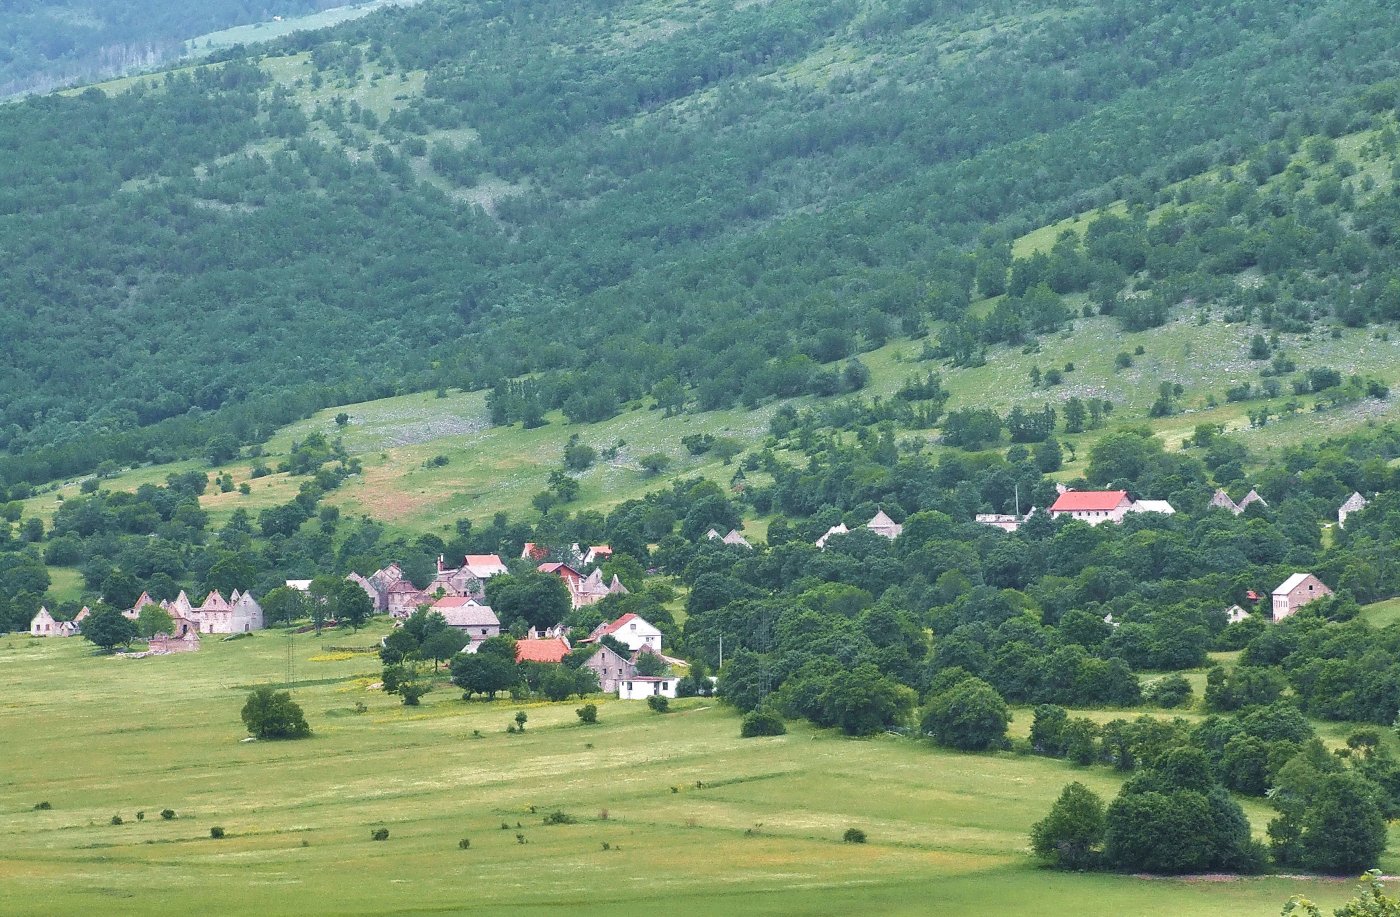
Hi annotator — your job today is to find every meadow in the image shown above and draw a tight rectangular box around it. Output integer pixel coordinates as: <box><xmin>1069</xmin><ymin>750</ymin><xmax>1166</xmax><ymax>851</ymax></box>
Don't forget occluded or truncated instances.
<box><xmin>0</xmin><ymin>626</ymin><xmax>1383</xmax><ymax>916</ymax></box>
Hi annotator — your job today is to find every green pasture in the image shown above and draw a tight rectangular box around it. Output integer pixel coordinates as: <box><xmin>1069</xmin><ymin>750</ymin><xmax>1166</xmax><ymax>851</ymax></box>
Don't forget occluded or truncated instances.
<box><xmin>0</xmin><ymin>627</ymin><xmax>1378</xmax><ymax>916</ymax></box>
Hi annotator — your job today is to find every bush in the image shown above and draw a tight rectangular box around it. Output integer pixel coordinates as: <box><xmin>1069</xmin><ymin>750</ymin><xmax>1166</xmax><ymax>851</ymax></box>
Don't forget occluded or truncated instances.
<box><xmin>1144</xmin><ymin>675</ymin><xmax>1193</xmax><ymax>709</ymax></box>
<box><xmin>740</xmin><ymin>707</ymin><xmax>787</xmax><ymax>737</ymax></box>
<box><xmin>921</xmin><ymin>677</ymin><xmax>1010</xmax><ymax>751</ymax></box>
<box><xmin>576</xmin><ymin>703</ymin><xmax>598</xmax><ymax>724</ymax></box>
<box><xmin>110</xmin><ymin>815</ymin><xmax>124</xmax><ymax>825</ymax></box>
<box><xmin>842</xmin><ymin>827</ymin><xmax>867</xmax><ymax>844</ymax></box>
<box><xmin>399</xmin><ymin>682</ymin><xmax>430</xmax><ymax>706</ymax></box>
<box><xmin>161</xmin><ymin>809</ymin><xmax>176</xmax><ymax>820</ymax></box>
<box><xmin>647</xmin><ymin>695</ymin><xmax>670</xmax><ymax>713</ymax></box>
<box><xmin>543</xmin><ymin>811</ymin><xmax>576</xmax><ymax>825</ymax></box>
<box><xmin>241</xmin><ymin>686</ymin><xmax>311</xmax><ymax>740</ymax></box>
<box><xmin>371</xmin><ymin>828</ymin><xmax>390</xmax><ymax>841</ymax></box>
<box><xmin>33</xmin><ymin>802</ymin><xmax>51</xmax><ymax>811</ymax></box>
<box><xmin>210</xmin><ymin>826</ymin><xmax>225</xmax><ymax>839</ymax></box>
<box><xmin>459</xmin><ymin>838</ymin><xmax>471</xmax><ymax>849</ymax></box>
<box><xmin>1030</xmin><ymin>782</ymin><xmax>1105</xmax><ymax>869</ymax></box>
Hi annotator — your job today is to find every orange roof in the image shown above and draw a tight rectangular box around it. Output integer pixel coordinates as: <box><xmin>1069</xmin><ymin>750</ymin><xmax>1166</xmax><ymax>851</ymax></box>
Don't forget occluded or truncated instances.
<box><xmin>1050</xmin><ymin>490</ymin><xmax>1129</xmax><ymax>512</ymax></box>
<box><xmin>464</xmin><ymin>554</ymin><xmax>507</xmax><ymax>569</ymax></box>
<box><xmin>539</xmin><ymin>562</ymin><xmax>581</xmax><ymax>578</ymax></box>
<box><xmin>515</xmin><ymin>637</ymin><xmax>570</xmax><ymax>664</ymax></box>
<box><xmin>432</xmin><ymin>595</ymin><xmax>475</xmax><ymax>608</ymax></box>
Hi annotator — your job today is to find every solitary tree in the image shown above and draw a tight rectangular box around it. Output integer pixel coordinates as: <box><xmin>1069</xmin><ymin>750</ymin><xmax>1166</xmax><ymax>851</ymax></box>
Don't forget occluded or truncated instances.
<box><xmin>241</xmin><ymin>687</ymin><xmax>311</xmax><ymax>739</ymax></box>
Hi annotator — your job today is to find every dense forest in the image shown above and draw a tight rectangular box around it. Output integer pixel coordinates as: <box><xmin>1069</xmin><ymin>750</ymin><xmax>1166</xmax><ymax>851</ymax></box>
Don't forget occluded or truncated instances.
<box><xmin>5</xmin><ymin>0</ymin><xmax>1400</xmax><ymax>487</ymax></box>
<box><xmin>0</xmin><ymin>1</ymin><xmax>346</xmax><ymax>96</ymax></box>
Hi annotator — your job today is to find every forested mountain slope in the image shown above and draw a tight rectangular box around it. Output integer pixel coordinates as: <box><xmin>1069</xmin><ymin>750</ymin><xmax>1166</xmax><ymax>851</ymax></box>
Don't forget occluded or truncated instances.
<box><xmin>0</xmin><ymin>1</ymin><xmax>352</xmax><ymax>96</ymax></box>
<box><xmin>5</xmin><ymin>0</ymin><xmax>1400</xmax><ymax>487</ymax></box>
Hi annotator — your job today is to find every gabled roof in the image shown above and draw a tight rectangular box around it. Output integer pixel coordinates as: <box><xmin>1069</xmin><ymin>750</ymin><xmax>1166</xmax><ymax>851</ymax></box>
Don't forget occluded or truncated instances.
<box><xmin>815</xmin><ymin>523</ymin><xmax>848</xmax><ymax>548</ymax></box>
<box><xmin>463</xmin><ymin>554</ymin><xmax>509</xmax><ymax>575</ymax></box>
<box><xmin>515</xmin><ymin>637</ymin><xmax>571</xmax><ymax>664</ymax></box>
<box><xmin>587</xmin><ymin>612</ymin><xmax>660</xmax><ymax>642</ymax></box>
<box><xmin>1239</xmin><ymin>488</ymin><xmax>1267</xmax><ymax>508</ymax></box>
<box><xmin>1341</xmin><ymin>491</ymin><xmax>1369</xmax><ymax>511</ymax></box>
<box><xmin>200</xmin><ymin>590</ymin><xmax>231</xmax><ymax>612</ymax></box>
<box><xmin>1050</xmin><ymin>490</ymin><xmax>1130</xmax><ymax>512</ymax></box>
<box><xmin>722</xmin><ymin>529</ymin><xmax>752</xmax><ymax>548</ymax></box>
<box><xmin>538</xmin><ymin>562</ymin><xmax>582</xmax><ymax>579</ymax></box>
<box><xmin>1209</xmin><ymin>489</ymin><xmax>1240</xmax><ymax>512</ymax></box>
<box><xmin>433</xmin><ymin>598</ymin><xmax>499</xmax><ymax>629</ymax></box>
<box><xmin>131</xmin><ymin>591</ymin><xmax>156</xmax><ymax>612</ymax></box>
<box><xmin>1129</xmin><ymin>499</ymin><xmax>1176</xmax><ymax>515</ymax></box>
<box><xmin>1274</xmin><ymin>572</ymin><xmax>1319</xmax><ymax>596</ymax></box>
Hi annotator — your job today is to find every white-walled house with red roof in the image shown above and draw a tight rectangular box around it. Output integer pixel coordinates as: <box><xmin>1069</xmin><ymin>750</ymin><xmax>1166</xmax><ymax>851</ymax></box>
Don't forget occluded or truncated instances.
<box><xmin>581</xmin><ymin>612</ymin><xmax>662</xmax><ymax>652</ymax></box>
<box><xmin>1048</xmin><ymin>490</ymin><xmax>1134</xmax><ymax>525</ymax></box>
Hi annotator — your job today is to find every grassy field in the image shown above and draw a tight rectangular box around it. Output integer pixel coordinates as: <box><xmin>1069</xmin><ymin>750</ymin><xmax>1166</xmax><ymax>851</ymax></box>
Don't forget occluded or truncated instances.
<box><xmin>1361</xmin><ymin>597</ymin><xmax>1400</xmax><ymax>628</ymax></box>
<box><xmin>0</xmin><ymin>627</ymin><xmax>1378</xmax><ymax>916</ymax></box>
<box><xmin>183</xmin><ymin>0</ymin><xmax>428</xmax><ymax>55</ymax></box>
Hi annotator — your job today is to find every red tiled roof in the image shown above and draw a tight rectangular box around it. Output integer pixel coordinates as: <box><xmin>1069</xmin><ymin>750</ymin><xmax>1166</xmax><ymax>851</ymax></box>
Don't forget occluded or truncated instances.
<box><xmin>515</xmin><ymin>637</ymin><xmax>570</xmax><ymax>664</ymax></box>
<box><xmin>597</xmin><ymin>612</ymin><xmax>639</xmax><ymax>636</ymax></box>
<box><xmin>538</xmin><ymin>562</ymin><xmax>581</xmax><ymax>578</ymax></box>
<box><xmin>1050</xmin><ymin>490</ymin><xmax>1129</xmax><ymax>512</ymax></box>
<box><xmin>432</xmin><ymin>595</ymin><xmax>475</xmax><ymax>608</ymax></box>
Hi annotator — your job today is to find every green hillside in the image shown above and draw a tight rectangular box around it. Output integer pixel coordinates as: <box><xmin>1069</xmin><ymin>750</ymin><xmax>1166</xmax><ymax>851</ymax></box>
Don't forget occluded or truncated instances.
<box><xmin>7</xmin><ymin>0</ymin><xmax>1400</xmax><ymax>490</ymax></box>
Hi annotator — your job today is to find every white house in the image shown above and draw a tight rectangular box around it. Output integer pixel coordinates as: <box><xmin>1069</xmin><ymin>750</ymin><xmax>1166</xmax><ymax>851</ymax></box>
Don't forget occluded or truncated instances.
<box><xmin>1127</xmin><ymin>499</ymin><xmax>1176</xmax><ymax>516</ymax></box>
<box><xmin>618</xmin><ymin>676</ymin><xmax>679</xmax><ymax>700</ymax></box>
<box><xmin>815</xmin><ymin>523</ymin><xmax>848</xmax><ymax>549</ymax></box>
<box><xmin>1272</xmin><ymin>573</ymin><xmax>1332</xmax><ymax>621</ymax></box>
<box><xmin>1338</xmin><ymin>492</ymin><xmax>1369</xmax><ymax>528</ymax></box>
<box><xmin>1049</xmin><ymin>490</ymin><xmax>1134</xmax><ymax>525</ymax></box>
<box><xmin>583</xmin><ymin>613</ymin><xmax>662</xmax><ymax>652</ymax></box>
<box><xmin>1225</xmin><ymin>604</ymin><xmax>1251</xmax><ymax>625</ymax></box>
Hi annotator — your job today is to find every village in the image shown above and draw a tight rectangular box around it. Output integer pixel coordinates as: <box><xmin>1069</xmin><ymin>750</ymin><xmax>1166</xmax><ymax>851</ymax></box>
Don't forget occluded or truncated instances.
<box><xmin>26</xmin><ymin>488</ymin><xmax>1373</xmax><ymax>690</ymax></box>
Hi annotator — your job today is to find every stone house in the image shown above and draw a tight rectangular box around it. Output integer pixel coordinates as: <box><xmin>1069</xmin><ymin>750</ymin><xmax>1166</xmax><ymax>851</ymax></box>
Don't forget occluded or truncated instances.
<box><xmin>721</xmin><ymin>529</ymin><xmax>752</xmax><ymax>549</ymax></box>
<box><xmin>1272</xmin><ymin>573</ymin><xmax>1332</xmax><ymax>621</ymax></box>
<box><xmin>582</xmin><ymin>643</ymin><xmax>636</xmax><ymax>693</ymax></box>
<box><xmin>866</xmin><ymin>510</ymin><xmax>903</xmax><ymax>539</ymax></box>
<box><xmin>1338</xmin><ymin>492</ymin><xmax>1369</xmax><ymax>528</ymax></box>
<box><xmin>29</xmin><ymin>607</ymin><xmax>59</xmax><ymax>636</ymax></box>
<box><xmin>430</xmin><ymin>596</ymin><xmax>500</xmax><ymax>646</ymax></box>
